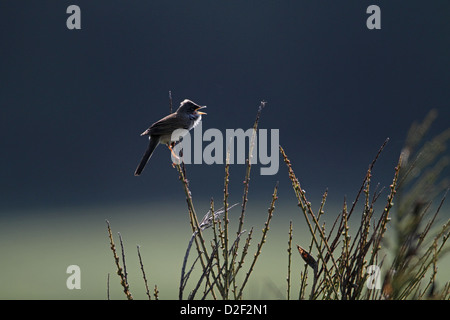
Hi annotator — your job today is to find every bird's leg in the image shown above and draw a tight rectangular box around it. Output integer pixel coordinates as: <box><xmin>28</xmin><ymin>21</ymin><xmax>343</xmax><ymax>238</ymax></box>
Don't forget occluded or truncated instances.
<box><xmin>167</xmin><ymin>142</ymin><xmax>181</xmax><ymax>166</ymax></box>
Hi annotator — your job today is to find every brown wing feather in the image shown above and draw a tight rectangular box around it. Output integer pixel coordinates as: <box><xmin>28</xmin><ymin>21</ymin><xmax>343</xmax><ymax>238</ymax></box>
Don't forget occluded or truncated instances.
<box><xmin>140</xmin><ymin>113</ymin><xmax>189</xmax><ymax>136</ymax></box>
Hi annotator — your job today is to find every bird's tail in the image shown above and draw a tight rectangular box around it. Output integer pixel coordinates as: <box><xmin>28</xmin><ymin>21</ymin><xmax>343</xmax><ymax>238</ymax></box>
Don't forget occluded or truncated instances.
<box><xmin>134</xmin><ymin>138</ymin><xmax>159</xmax><ymax>176</ymax></box>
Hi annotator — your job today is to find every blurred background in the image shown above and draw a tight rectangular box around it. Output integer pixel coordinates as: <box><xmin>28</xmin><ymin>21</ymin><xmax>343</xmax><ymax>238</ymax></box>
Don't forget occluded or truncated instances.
<box><xmin>0</xmin><ymin>1</ymin><xmax>449</xmax><ymax>299</ymax></box>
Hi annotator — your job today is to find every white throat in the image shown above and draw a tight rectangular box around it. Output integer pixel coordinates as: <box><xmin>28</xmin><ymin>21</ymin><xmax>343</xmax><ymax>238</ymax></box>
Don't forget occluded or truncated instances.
<box><xmin>191</xmin><ymin>115</ymin><xmax>202</xmax><ymax>130</ymax></box>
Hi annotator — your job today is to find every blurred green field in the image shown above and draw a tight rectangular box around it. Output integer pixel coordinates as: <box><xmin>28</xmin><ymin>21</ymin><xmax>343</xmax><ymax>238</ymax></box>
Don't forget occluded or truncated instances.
<box><xmin>1</xmin><ymin>200</ymin><xmax>449</xmax><ymax>300</ymax></box>
<box><xmin>0</xmin><ymin>201</ymin><xmax>305</xmax><ymax>299</ymax></box>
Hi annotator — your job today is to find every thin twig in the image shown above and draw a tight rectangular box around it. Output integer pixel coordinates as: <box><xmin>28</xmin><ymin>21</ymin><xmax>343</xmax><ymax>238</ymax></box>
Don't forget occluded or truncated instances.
<box><xmin>280</xmin><ymin>146</ymin><xmax>340</xmax><ymax>298</ymax></box>
<box><xmin>169</xmin><ymin>90</ymin><xmax>173</xmax><ymax>113</ymax></box>
<box><xmin>118</xmin><ymin>232</ymin><xmax>128</xmax><ymax>285</ymax></box>
<box><xmin>106</xmin><ymin>220</ymin><xmax>133</xmax><ymax>300</ymax></box>
<box><xmin>137</xmin><ymin>245</ymin><xmax>151</xmax><ymax>300</ymax></box>
<box><xmin>287</xmin><ymin>221</ymin><xmax>293</xmax><ymax>300</ymax></box>
<box><xmin>175</xmin><ymin>163</ymin><xmax>219</xmax><ymax>299</ymax></box>
<box><xmin>223</xmin><ymin>161</ymin><xmax>230</xmax><ymax>298</ymax></box>
<box><xmin>154</xmin><ymin>285</ymin><xmax>159</xmax><ymax>300</ymax></box>
<box><xmin>107</xmin><ymin>273</ymin><xmax>110</xmax><ymax>300</ymax></box>
<box><xmin>237</xmin><ymin>181</ymin><xmax>278</xmax><ymax>299</ymax></box>
<box><xmin>179</xmin><ymin>231</ymin><xmax>198</xmax><ymax>300</ymax></box>
<box><xmin>188</xmin><ymin>242</ymin><xmax>219</xmax><ymax>300</ymax></box>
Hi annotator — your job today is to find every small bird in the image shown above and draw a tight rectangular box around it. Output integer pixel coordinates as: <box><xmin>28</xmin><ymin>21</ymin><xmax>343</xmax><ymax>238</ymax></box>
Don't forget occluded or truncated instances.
<box><xmin>134</xmin><ymin>99</ymin><xmax>207</xmax><ymax>176</ymax></box>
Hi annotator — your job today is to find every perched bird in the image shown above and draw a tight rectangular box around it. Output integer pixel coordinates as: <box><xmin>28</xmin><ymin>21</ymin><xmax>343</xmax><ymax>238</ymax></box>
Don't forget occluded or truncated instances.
<box><xmin>134</xmin><ymin>99</ymin><xmax>206</xmax><ymax>176</ymax></box>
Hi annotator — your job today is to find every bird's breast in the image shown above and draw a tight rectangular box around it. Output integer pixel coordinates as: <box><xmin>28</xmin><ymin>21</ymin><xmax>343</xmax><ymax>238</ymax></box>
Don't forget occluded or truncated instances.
<box><xmin>190</xmin><ymin>115</ymin><xmax>202</xmax><ymax>130</ymax></box>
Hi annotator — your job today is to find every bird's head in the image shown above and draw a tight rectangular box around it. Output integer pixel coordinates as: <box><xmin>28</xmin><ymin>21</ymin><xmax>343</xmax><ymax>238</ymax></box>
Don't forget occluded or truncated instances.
<box><xmin>177</xmin><ymin>99</ymin><xmax>207</xmax><ymax>117</ymax></box>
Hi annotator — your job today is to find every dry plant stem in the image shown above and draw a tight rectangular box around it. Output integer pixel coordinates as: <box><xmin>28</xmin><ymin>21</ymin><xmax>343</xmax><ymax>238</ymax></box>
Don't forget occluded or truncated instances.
<box><xmin>398</xmin><ymin>218</ymin><xmax>449</xmax><ymax>299</ymax></box>
<box><xmin>286</xmin><ymin>221</ymin><xmax>293</xmax><ymax>300</ymax></box>
<box><xmin>137</xmin><ymin>245</ymin><xmax>152</xmax><ymax>300</ymax></box>
<box><xmin>279</xmin><ymin>137</ymin><xmax>442</xmax><ymax>300</ymax></box>
<box><xmin>227</xmin><ymin>228</ymin><xmax>254</xmax><ymax>299</ymax></box>
<box><xmin>118</xmin><ymin>232</ymin><xmax>128</xmax><ymax>284</ymax></box>
<box><xmin>300</xmin><ymin>190</ymin><xmax>327</xmax><ymax>299</ymax></box>
<box><xmin>188</xmin><ymin>242</ymin><xmax>219</xmax><ymax>300</ymax></box>
<box><xmin>381</xmin><ymin>111</ymin><xmax>450</xmax><ymax>299</ymax></box>
<box><xmin>230</xmin><ymin>102</ymin><xmax>265</xmax><ymax>273</ymax></box>
<box><xmin>169</xmin><ymin>90</ymin><xmax>173</xmax><ymax>113</ymax></box>
<box><xmin>154</xmin><ymin>285</ymin><xmax>159</xmax><ymax>300</ymax></box>
<box><xmin>280</xmin><ymin>146</ymin><xmax>340</xmax><ymax>298</ymax></box>
<box><xmin>180</xmin><ymin>231</ymin><xmax>204</xmax><ymax>299</ymax></box>
<box><xmin>370</xmin><ymin>155</ymin><xmax>402</xmax><ymax>266</ymax></box>
<box><xmin>179</xmin><ymin>234</ymin><xmax>194</xmax><ymax>299</ymax></box>
<box><xmin>175</xmin><ymin>163</ymin><xmax>219</xmax><ymax>299</ymax></box>
<box><xmin>210</xmin><ymin>101</ymin><xmax>264</xmax><ymax>300</ymax></box>
<box><xmin>346</xmin><ymin>156</ymin><xmax>401</xmax><ymax>299</ymax></box>
<box><xmin>223</xmin><ymin>162</ymin><xmax>230</xmax><ymax>298</ymax></box>
<box><xmin>347</xmin><ymin>182</ymin><xmax>374</xmax><ymax>297</ymax></box>
<box><xmin>106</xmin><ymin>220</ymin><xmax>133</xmax><ymax>300</ymax></box>
<box><xmin>356</xmin><ymin>170</ymin><xmax>374</xmax><ymax>277</ymax></box>
<box><xmin>322</xmin><ymin>139</ymin><xmax>389</xmax><ymax>281</ymax></box>
<box><xmin>237</xmin><ymin>182</ymin><xmax>278</xmax><ymax>299</ymax></box>
<box><xmin>348</xmin><ymin>138</ymin><xmax>390</xmax><ymax>221</ymax></box>
<box><xmin>327</xmin><ymin>139</ymin><xmax>391</xmax><ymax>299</ymax></box>
<box><xmin>322</xmin><ymin>141</ymin><xmax>390</xmax><ymax>296</ymax></box>
<box><xmin>419</xmin><ymin>243</ymin><xmax>438</xmax><ymax>299</ymax></box>
<box><xmin>210</xmin><ymin>199</ymin><xmax>226</xmax><ymax>294</ymax></box>
<box><xmin>233</xmin><ymin>227</ymin><xmax>254</xmax><ymax>281</ymax></box>
<box><xmin>202</xmin><ymin>249</ymin><xmax>234</xmax><ymax>300</ymax></box>
<box><xmin>348</xmin><ymin>145</ymin><xmax>393</xmax><ymax>296</ymax></box>
<box><xmin>236</xmin><ymin>101</ymin><xmax>264</xmax><ymax>237</ymax></box>
<box><xmin>388</xmin><ymin>162</ymin><xmax>448</xmax><ymax>298</ymax></box>
<box><xmin>107</xmin><ymin>273</ymin><xmax>110</xmax><ymax>300</ymax></box>
<box><xmin>341</xmin><ymin>205</ymin><xmax>351</xmax><ymax>295</ymax></box>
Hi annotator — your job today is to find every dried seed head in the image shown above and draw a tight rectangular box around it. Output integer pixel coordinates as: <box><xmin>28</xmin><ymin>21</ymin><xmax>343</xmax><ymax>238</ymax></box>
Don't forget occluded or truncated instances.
<box><xmin>297</xmin><ymin>245</ymin><xmax>318</xmax><ymax>271</ymax></box>
<box><xmin>199</xmin><ymin>203</ymin><xmax>239</xmax><ymax>231</ymax></box>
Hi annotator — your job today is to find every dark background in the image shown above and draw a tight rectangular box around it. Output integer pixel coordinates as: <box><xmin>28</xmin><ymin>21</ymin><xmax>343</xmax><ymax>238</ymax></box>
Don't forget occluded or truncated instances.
<box><xmin>0</xmin><ymin>1</ymin><xmax>449</xmax><ymax>299</ymax></box>
<box><xmin>1</xmin><ymin>1</ymin><xmax>449</xmax><ymax>212</ymax></box>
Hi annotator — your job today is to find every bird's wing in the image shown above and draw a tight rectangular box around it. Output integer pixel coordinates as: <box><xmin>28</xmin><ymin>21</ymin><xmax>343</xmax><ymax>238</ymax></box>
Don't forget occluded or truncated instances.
<box><xmin>143</xmin><ymin>114</ymin><xmax>190</xmax><ymax>136</ymax></box>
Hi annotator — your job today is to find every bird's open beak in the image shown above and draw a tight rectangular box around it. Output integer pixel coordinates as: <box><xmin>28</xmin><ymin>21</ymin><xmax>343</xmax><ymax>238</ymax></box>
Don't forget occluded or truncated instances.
<box><xmin>196</xmin><ymin>106</ymin><xmax>207</xmax><ymax>115</ymax></box>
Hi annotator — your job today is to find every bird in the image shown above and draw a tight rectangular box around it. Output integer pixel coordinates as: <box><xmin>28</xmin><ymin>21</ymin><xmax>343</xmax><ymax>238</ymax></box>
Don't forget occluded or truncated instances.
<box><xmin>134</xmin><ymin>99</ymin><xmax>207</xmax><ymax>176</ymax></box>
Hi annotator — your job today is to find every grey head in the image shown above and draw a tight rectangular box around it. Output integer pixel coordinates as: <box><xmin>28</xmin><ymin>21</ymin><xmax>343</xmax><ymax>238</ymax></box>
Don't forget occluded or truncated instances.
<box><xmin>176</xmin><ymin>99</ymin><xmax>207</xmax><ymax>120</ymax></box>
